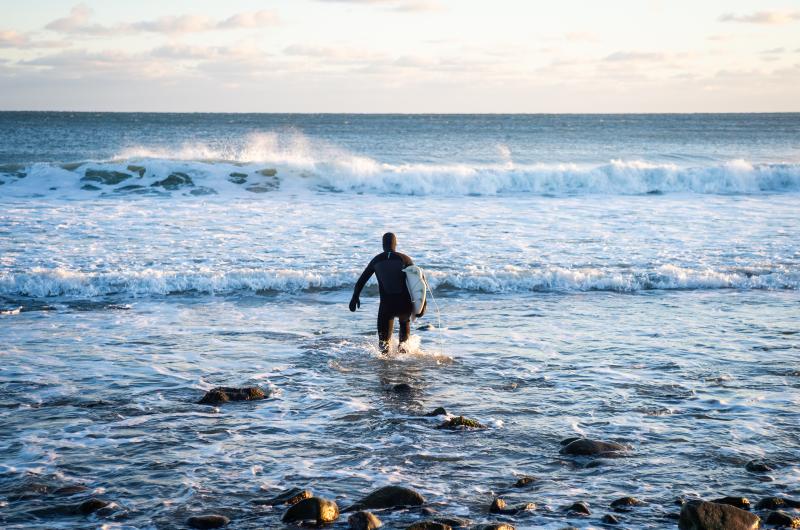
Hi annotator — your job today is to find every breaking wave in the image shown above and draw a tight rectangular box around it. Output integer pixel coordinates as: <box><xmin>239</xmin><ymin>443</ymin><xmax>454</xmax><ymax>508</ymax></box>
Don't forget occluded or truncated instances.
<box><xmin>2</xmin><ymin>265</ymin><xmax>797</xmax><ymax>299</ymax></box>
<box><xmin>1</xmin><ymin>132</ymin><xmax>799</xmax><ymax>197</ymax></box>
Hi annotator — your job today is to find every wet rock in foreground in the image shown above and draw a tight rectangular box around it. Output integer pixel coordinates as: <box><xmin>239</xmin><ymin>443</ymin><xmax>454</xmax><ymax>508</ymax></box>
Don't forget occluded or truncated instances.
<box><xmin>198</xmin><ymin>386</ymin><xmax>268</xmax><ymax>405</ymax></box>
<box><xmin>187</xmin><ymin>514</ymin><xmax>230</xmax><ymax>529</ymax></box>
<box><xmin>77</xmin><ymin>498</ymin><xmax>110</xmax><ymax>515</ymax></box>
<box><xmin>610</xmin><ymin>496</ymin><xmax>644</xmax><ymax>509</ymax></box>
<box><xmin>745</xmin><ymin>460</ymin><xmax>773</xmax><ymax>473</ymax></box>
<box><xmin>476</xmin><ymin>524</ymin><xmax>515</xmax><ymax>530</ymax></box>
<box><xmin>756</xmin><ymin>496</ymin><xmax>800</xmax><ymax>510</ymax></box>
<box><xmin>127</xmin><ymin>165</ymin><xmax>146</xmax><ymax>177</ymax></box>
<box><xmin>346</xmin><ymin>485</ymin><xmax>425</xmax><ymax>511</ymax></box>
<box><xmin>436</xmin><ymin>416</ymin><xmax>486</xmax><ymax>430</ymax></box>
<box><xmin>82</xmin><ymin>169</ymin><xmax>132</xmax><ymax>185</ymax></box>
<box><xmin>601</xmin><ymin>514</ymin><xmax>620</xmax><ymax>524</ymax></box>
<box><xmin>433</xmin><ymin>516</ymin><xmax>470</xmax><ymax>527</ymax></box>
<box><xmin>559</xmin><ymin>438</ymin><xmax>627</xmax><ymax>456</ymax></box>
<box><xmin>565</xmin><ymin>501</ymin><xmax>590</xmax><ymax>515</ymax></box>
<box><xmin>254</xmin><ymin>487</ymin><xmax>311</xmax><ymax>506</ymax></box>
<box><xmin>424</xmin><ymin>407</ymin><xmax>447</xmax><ymax>417</ymax></box>
<box><xmin>678</xmin><ymin>500</ymin><xmax>759</xmax><ymax>530</ymax></box>
<box><xmin>711</xmin><ymin>496</ymin><xmax>750</xmax><ymax>510</ymax></box>
<box><xmin>406</xmin><ymin>522</ymin><xmax>451</xmax><ymax>530</ymax></box>
<box><xmin>151</xmin><ymin>172</ymin><xmax>194</xmax><ymax>190</ymax></box>
<box><xmin>348</xmin><ymin>510</ymin><xmax>382</xmax><ymax>529</ymax></box>
<box><xmin>282</xmin><ymin>497</ymin><xmax>339</xmax><ymax>525</ymax></box>
<box><xmin>765</xmin><ymin>511</ymin><xmax>800</xmax><ymax>528</ymax></box>
<box><xmin>228</xmin><ymin>172</ymin><xmax>248</xmax><ymax>184</ymax></box>
<box><xmin>513</xmin><ymin>476</ymin><xmax>535</xmax><ymax>488</ymax></box>
<box><xmin>490</xmin><ymin>498</ymin><xmax>535</xmax><ymax>515</ymax></box>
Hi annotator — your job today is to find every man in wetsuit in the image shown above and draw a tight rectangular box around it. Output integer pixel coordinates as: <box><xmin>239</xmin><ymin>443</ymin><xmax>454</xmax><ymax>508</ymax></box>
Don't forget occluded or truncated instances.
<box><xmin>349</xmin><ymin>232</ymin><xmax>423</xmax><ymax>353</ymax></box>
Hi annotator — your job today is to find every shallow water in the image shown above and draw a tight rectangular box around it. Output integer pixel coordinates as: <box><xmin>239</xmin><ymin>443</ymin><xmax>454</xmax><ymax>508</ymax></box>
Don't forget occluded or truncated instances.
<box><xmin>1</xmin><ymin>112</ymin><xmax>799</xmax><ymax>528</ymax></box>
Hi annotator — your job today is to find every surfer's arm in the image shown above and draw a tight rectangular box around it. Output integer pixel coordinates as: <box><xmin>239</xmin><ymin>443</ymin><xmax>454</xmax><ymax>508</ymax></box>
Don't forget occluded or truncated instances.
<box><xmin>350</xmin><ymin>259</ymin><xmax>375</xmax><ymax>311</ymax></box>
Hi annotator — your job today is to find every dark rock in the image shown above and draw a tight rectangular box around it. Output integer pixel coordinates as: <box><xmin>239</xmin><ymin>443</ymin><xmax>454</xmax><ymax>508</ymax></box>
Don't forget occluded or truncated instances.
<box><xmin>421</xmin><ymin>507</ymin><xmax>436</xmax><ymax>515</ymax></box>
<box><xmin>126</xmin><ymin>165</ymin><xmax>146</xmax><ymax>177</ymax></box>
<box><xmin>424</xmin><ymin>407</ymin><xmax>447</xmax><ymax>417</ymax></box>
<box><xmin>712</xmin><ymin>496</ymin><xmax>750</xmax><ymax>510</ymax></box>
<box><xmin>490</xmin><ymin>498</ymin><xmax>507</xmax><ymax>513</ymax></box>
<box><xmin>189</xmin><ymin>186</ymin><xmax>218</xmax><ymax>196</ymax></box>
<box><xmin>151</xmin><ymin>172</ymin><xmax>194</xmax><ymax>190</ymax></box>
<box><xmin>60</xmin><ymin>162</ymin><xmax>84</xmax><ymax>171</ymax></box>
<box><xmin>82</xmin><ymin>169</ymin><xmax>132</xmax><ymax>185</ymax></box>
<box><xmin>745</xmin><ymin>460</ymin><xmax>773</xmax><ymax>473</ymax></box>
<box><xmin>476</xmin><ymin>525</ymin><xmax>515</xmax><ymax>530</ymax></box>
<box><xmin>560</xmin><ymin>438</ymin><xmax>627</xmax><ymax>456</ymax></box>
<box><xmin>566</xmin><ymin>501</ymin><xmax>591</xmax><ymax>515</ymax></box>
<box><xmin>77</xmin><ymin>498</ymin><xmax>110</xmax><ymax>515</ymax></box>
<box><xmin>393</xmin><ymin>383</ymin><xmax>413</xmax><ymax>393</ymax></box>
<box><xmin>54</xmin><ymin>485</ymin><xmax>89</xmax><ymax>496</ymax></box>
<box><xmin>513</xmin><ymin>476</ymin><xmax>535</xmax><ymax>488</ymax></box>
<box><xmin>406</xmin><ymin>523</ymin><xmax>450</xmax><ymax>530</ymax></box>
<box><xmin>81</xmin><ymin>184</ymin><xmax>101</xmax><ymax>191</ymax></box>
<box><xmin>187</xmin><ymin>514</ymin><xmax>230</xmax><ymax>528</ymax></box>
<box><xmin>346</xmin><ymin>485</ymin><xmax>425</xmax><ymax>511</ymax></box>
<box><xmin>245</xmin><ymin>184</ymin><xmax>275</xmax><ymax>193</ymax></box>
<box><xmin>559</xmin><ymin>436</ymin><xmax>583</xmax><ymax>446</ymax></box>
<box><xmin>282</xmin><ymin>497</ymin><xmax>339</xmax><ymax>525</ymax></box>
<box><xmin>228</xmin><ymin>172</ymin><xmax>248</xmax><ymax>184</ymax></box>
<box><xmin>436</xmin><ymin>416</ymin><xmax>486</xmax><ymax>430</ymax></box>
<box><xmin>756</xmin><ymin>497</ymin><xmax>800</xmax><ymax>510</ymax></box>
<box><xmin>610</xmin><ymin>496</ymin><xmax>644</xmax><ymax>509</ymax></box>
<box><xmin>489</xmin><ymin>498</ymin><xmax>533</xmax><ymax>515</ymax></box>
<box><xmin>348</xmin><ymin>510</ymin><xmax>382</xmax><ymax>529</ymax></box>
<box><xmin>765</xmin><ymin>511</ymin><xmax>799</xmax><ymax>528</ymax></box>
<box><xmin>257</xmin><ymin>168</ymin><xmax>278</xmax><ymax>177</ymax></box>
<box><xmin>601</xmin><ymin>514</ymin><xmax>620</xmax><ymax>524</ymax></box>
<box><xmin>114</xmin><ymin>184</ymin><xmax>146</xmax><ymax>192</ymax></box>
<box><xmin>678</xmin><ymin>500</ymin><xmax>760</xmax><ymax>530</ymax></box>
<box><xmin>433</xmin><ymin>516</ymin><xmax>470</xmax><ymax>527</ymax></box>
<box><xmin>254</xmin><ymin>487</ymin><xmax>312</xmax><ymax>506</ymax></box>
<box><xmin>198</xmin><ymin>386</ymin><xmax>268</xmax><ymax>405</ymax></box>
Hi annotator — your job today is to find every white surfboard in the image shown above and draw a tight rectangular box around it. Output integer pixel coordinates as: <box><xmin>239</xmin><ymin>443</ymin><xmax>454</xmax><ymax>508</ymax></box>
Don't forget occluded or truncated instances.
<box><xmin>403</xmin><ymin>265</ymin><xmax>428</xmax><ymax>320</ymax></box>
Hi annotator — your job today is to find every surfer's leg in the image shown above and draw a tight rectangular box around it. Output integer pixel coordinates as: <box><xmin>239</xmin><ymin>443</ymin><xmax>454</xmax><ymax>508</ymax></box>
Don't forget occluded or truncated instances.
<box><xmin>377</xmin><ymin>305</ymin><xmax>394</xmax><ymax>353</ymax></box>
<box><xmin>398</xmin><ymin>317</ymin><xmax>411</xmax><ymax>352</ymax></box>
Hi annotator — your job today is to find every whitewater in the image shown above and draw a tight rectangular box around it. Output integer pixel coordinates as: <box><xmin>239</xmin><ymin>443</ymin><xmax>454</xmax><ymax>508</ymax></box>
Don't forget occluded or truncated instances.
<box><xmin>1</xmin><ymin>112</ymin><xmax>799</xmax><ymax>529</ymax></box>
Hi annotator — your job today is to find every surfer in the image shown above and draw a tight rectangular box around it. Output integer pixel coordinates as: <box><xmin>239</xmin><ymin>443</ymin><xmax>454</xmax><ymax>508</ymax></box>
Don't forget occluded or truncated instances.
<box><xmin>349</xmin><ymin>232</ymin><xmax>424</xmax><ymax>353</ymax></box>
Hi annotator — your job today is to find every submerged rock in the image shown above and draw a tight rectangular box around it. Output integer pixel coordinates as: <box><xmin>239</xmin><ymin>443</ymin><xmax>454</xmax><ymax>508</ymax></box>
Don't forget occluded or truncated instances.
<box><xmin>198</xmin><ymin>386</ymin><xmax>268</xmax><ymax>405</ymax></box>
<box><xmin>559</xmin><ymin>438</ymin><xmax>627</xmax><ymax>456</ymax></box>
<box><xmin>245</xmin><ymin>184</ymin><xmax>275</xmax><ymax>193</ymax></box>
<box><xmin>765</xmin><ymin>511</ymin><xmax>800</xmax><ymax>528</ymax></box>
<box><xmin>126</xmin><ymin>165</ymin><xmax>146</xmax><ymax>177</ymax></box>
<box><xmin>346</xmin><ymin>485</ymin><xmax>425</xmax><ymax>511</ymax></box>
<box><xmin>566</xmin><ymin>501</ymin><xmax>591</xmax><ymax>515</ymax></box>
<box><xmin>559</xmin><ymin>436</ymin><xmax>583</xmax><ymax>446</ymax></box>
<box><xmin>513</xmin><ymin>476</ymin><xmax>535</xmax><ymax>488</ymax></box>
<box><xmin>476</xmin><ymin>524</ymin><xmax>515</xmax><ymax>530</ymax></box>
<box><xmin>187</xmin><ymin>514</ymin><xmax>230</xmax><ymax>529</ymax></box>
<box><xmin>189</xmin><ymin>186</ymin><xmax>218</xmax><ymax>196</ymax></box>
<box><xmin>282</xmin><ymin>497</ymin><xmax>339</xmax><ymax>525</ymax></box>
<box><xmin>436</xmin><ymin>416</ymin><xmax>486</xmax><ymax>430</ymax></box>
<box><xmin>745</xmin><ymin>460</ymin><xmax>773</xmax><ymax>473</ymax></box>
<box><xmin>712</xmin><ymin>496</ymin><xmax>750</xmax><ymax>510</ymax></box>
<box><xmin>490</xmin><ymin>498</ymin><xmax>535</xmax><ymax>515</ymax></box>
<box><xmin>54</xmin><ymin>485</ymin><xmax>89</xmax><ymax>496</ymax></box>
<box><xmin>424</xmin><ymin>407</ymin><xmax>447</xmax><ymax>417</ymax></box>
<box><xmin>82</xmin><ymin>169</ymin><xmax>131</xmax><ymax>185</ymax></box>
<box><xmin>433</xmin><ymin>516</ymin><xmax>470</xmax><ymax>527</ymax></box>
<box><xmin>610</xmin><ymin>496</ymin><xmax>644</xmax><ymax>509</ymax></box>
<box><xmin>257</xmin><ymin>168</ymin><xmax>278</xmax><ymax>177</ymax></box>
<box><xmin>679</xmin><ymin>500</ymin><xmax>759</xmax><ymax>530</ymax></box>
<box><xmin>756</xmin><ymin>497</ymin><xmax>800</xmax><ymax>510</ymax></box>
<box><xmin>392</xmin><ymin>383</ymin><xmax>413</xmax><ymax>393</ymax></box>
<box><xmin>228</xmin><ymin>172</ymin><xmax>248</xmax><ymax>184</ymax></box>
<box><xmin>254</xmin><ymin>487</ymin><xmax>311</xmax><ymax>506</ymax></box>
<box><xmin>151</xmin><ymin>172</ymin><xmax>194</xmax><ymax>190</ymax></box>
<box><xmin>601</xmin><ymin>514</ymin><xmax>620</xmax><ymax>524</ymax></box>
<box><xmin>81</xmin><ymin>184</ymin><xmax>101</xmax><ymax>191</ymax></box>
<box><xmin>348</xmin><ymin>510</ymin><xmax>382</xmax><ymax>529</ymax></box>
<box><xmin>77</xmin><ymin>498</ymin><xmax>110</xmax><ymax>515</ymax></box>
<box><xmin>406</xmin><ymin>522</ymin><xmax>450</xmax><ymax>530</ymax></box>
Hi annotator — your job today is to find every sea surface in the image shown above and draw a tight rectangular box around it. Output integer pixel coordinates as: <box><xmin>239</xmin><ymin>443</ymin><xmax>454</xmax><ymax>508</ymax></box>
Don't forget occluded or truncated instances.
<box><xmin>1</xmin><ymin>112</ymin><xmax>799</xmax><ymax>529</ymax></box>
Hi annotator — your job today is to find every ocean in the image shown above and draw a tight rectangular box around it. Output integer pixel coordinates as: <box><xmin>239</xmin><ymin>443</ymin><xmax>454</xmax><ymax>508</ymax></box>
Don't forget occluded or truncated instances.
<box><xmin>1</xmin><ymin>112</ymin><xmax>798</xmax><ymax>529</ymax></box>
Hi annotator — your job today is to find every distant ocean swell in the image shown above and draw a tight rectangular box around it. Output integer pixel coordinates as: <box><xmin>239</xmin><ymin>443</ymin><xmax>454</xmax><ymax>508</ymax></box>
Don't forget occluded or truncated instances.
<box><xmin>2</xmin><ymin>265</ymin><xmax>797</xmax><ymax>299</ymax></box>
<box><xmin>1</xmin><ymin>133</ymin><xmax>799</xmax><ymax>196</ymax></box>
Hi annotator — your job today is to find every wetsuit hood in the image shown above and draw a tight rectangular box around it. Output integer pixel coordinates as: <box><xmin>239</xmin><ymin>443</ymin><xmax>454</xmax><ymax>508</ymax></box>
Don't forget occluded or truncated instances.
<box><xmin>382</xmin><ymin>232</ymin><xmax>397</xmax><ymax>252</ymax></box>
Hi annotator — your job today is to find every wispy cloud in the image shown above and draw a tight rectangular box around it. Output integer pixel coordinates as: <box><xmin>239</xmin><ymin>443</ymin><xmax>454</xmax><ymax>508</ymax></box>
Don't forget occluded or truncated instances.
<box><xmin>604</xmin><ymin>51</ymin><xmax>665</xmax><ymax>62</ymax></box>
<box><xmin>44</xmin><ymin>4</ymin><xmax>279</xmax><ymax>36</ymax></box>
<box><xmin>0</xmin><ymin>30</ymin><xmax>65</xmax><ymax>49</ymax></box>
<box><xmin>315</xmin><ymin>0</ymin><xmax>443</xmax><ymax>13</ymax></box>
<box><xmin>719</xmin><ymin>11</ymin><xmax>800</xmax><ymax>25</ymax></box>
<box><xmin>760</xmin><ymin>47</ymin><xmax>785</xmax><ymax>54</ymax></box>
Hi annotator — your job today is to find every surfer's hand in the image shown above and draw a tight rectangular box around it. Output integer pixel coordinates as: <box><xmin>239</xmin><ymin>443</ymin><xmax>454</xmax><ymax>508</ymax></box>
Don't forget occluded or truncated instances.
<box><xmin>349</xmin><ymin>296</ymin><xmax>360</xmax><ymax>312</ymax></box>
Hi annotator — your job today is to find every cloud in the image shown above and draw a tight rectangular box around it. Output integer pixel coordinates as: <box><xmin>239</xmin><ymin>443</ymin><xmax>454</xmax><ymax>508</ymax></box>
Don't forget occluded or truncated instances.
<box><xmin>604</xmin><ymin>51</ymin><xmax>665</xmax><ymax>62</ymax></box>
<box><xmin>44</xmin><ymin>4</ymin><xmax>279</xmax><ymax>36</ymax></box>
<box><xmin>760</xmin><ymin>47</ymin><xmax>785</xmax><ymax>54</ymax></box>
<box><xmin>719</xmin><ymin>11</ymin><xmax>800</xmax><ymax>25</ymax></box>
<box><xmin>315</xmin><ymin>0</ymin><xmax>442</xmax><ymax>13</ymax></box>
<box><xmin>0</xmin><ymin>30</ymin><xmax>66</xmax><ymax>49</ymax></box>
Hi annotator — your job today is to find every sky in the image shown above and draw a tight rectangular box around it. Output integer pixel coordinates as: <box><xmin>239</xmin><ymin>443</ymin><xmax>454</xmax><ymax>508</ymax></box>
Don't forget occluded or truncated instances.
<box><xmin>1</xmin><ymin>0</ymin><xmax>799</xmax><ymax>112</ymax></box>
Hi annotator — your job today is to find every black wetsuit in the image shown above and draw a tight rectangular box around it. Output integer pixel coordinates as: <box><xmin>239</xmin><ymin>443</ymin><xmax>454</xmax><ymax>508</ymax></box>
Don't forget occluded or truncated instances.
<box><xmin>350</xmin><ymin>234</ymin><xmax>419</xmax><ymax>351</ymax></box>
